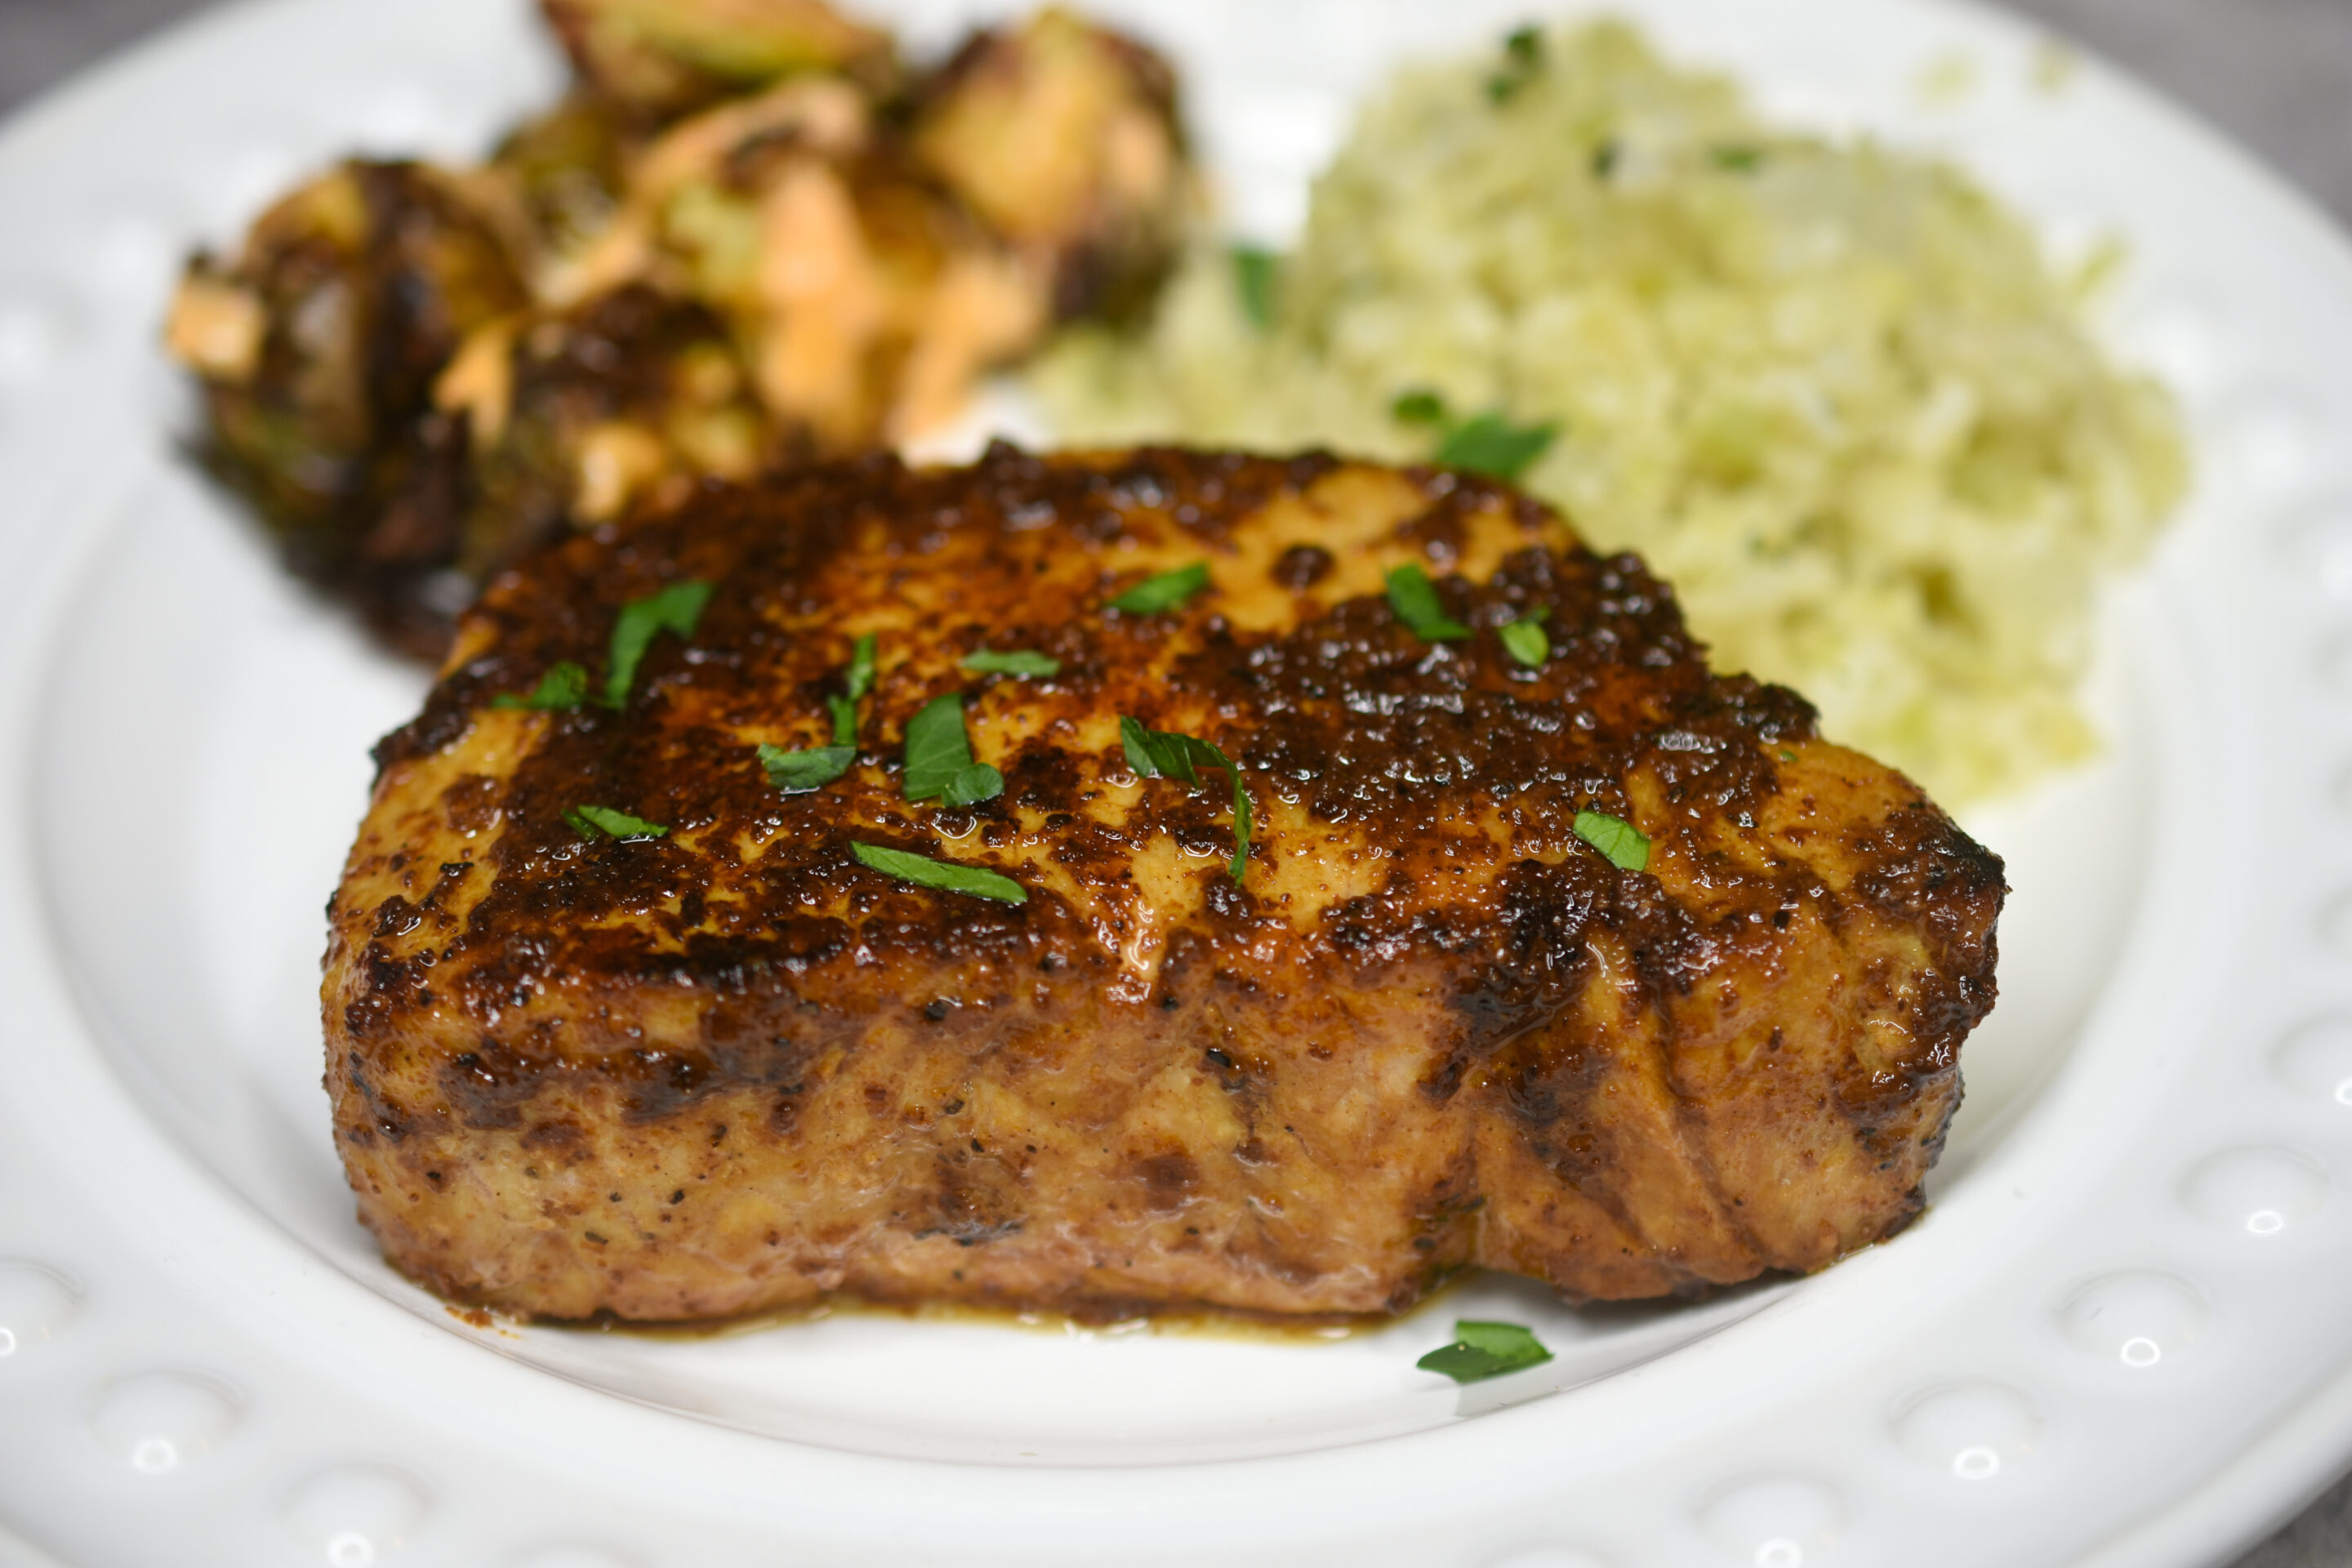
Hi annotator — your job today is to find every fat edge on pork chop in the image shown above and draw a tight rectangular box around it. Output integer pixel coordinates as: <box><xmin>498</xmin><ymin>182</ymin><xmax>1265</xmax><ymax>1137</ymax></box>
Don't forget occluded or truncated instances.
<box><xmin>325</xmin><ymin>443</ymin><xmax>2004</xmax><ymax>1322</ymax></box>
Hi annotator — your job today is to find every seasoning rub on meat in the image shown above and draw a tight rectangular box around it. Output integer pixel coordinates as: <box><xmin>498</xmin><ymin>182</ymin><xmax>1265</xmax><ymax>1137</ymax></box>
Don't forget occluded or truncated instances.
<box><xmin>325</xmin><ymin>444</ymin><xmax>2003</xmax><ymax>1322</ymax></box>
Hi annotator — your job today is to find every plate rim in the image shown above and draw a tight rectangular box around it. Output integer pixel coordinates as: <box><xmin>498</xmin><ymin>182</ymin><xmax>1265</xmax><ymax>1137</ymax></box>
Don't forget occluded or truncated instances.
<box><xmin>2</xmin><ymin>0</ymin><xmax>2351</xmax><ymax>1561</ymax></box>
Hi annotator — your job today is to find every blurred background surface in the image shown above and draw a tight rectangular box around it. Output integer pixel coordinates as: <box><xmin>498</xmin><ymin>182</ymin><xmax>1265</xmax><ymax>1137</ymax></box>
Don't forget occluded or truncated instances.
<box><xmin>2</xmin><ymin>0</ymin><xmax>2350</xmax><ymax>1564</ymax></box>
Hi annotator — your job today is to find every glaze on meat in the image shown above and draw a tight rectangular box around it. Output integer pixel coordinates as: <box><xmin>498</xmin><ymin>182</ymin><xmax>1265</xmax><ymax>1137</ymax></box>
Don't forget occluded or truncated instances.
<box><xmin>326</xmin><ymin>443</ymin><xmax>2004</xmax><ymax>1321</ymax></box>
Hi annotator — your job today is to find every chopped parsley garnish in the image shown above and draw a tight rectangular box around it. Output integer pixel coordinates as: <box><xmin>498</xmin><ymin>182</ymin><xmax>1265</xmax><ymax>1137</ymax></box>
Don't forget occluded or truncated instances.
<box><xmin>600</xmin><ymin>580</ymin><xmax>711</xmax><ymax>709</ymax></box>
<box><xmin>1385</xmin><ymin>563</ymin><xmax>1471</xmax><ymax>642</ymax></box>
<box><xmin>764</xmin><ymin>634</ymin><xmax>875</xmax><ymax>795</ymax></box>
<box><xmin>941</xmin><ymin>763</ymin><xmax>1005</xmax><ymax>808</ymax></box>
<box><xmin>845</xmin><ymin>631</ymin><xmax>877</xmax><ymax>702</ymax></box>
<box><xmin>1416</xmin><ymin>1320</ymin><xmax>1555</xmax><ymax>1383</ymax></box>
<box><xmin>492</xmin><ymin>580</ymin><xmax>715</xmax><ymax>713</ymax></box>
<box><xmin>831</xmin><ymin>631</ymin><xmax>878</xmax><ymax>743</ymax></box>
<box><xmin>1396</xmin><ymin>399</ymin><xmax>1559</xmax><ymax>481</ymax></box>
<box><xmin>902</xmin><ymin>694</ymin><xmax>1004</xmax><ymax>806</ymax></box>
<box><xmin>1574</xmin><ymin>809</ymin><xmax>1650</xmax><ymax>872</ymax></box>
<box><xmin>1392</xmin><ymin>388</ymin><xmax>1449</xmax><ymax>425</ymax></box>
<box><xmin>1499</xmin><ymin>611</ymin><xmax>1549</xmax><ymax>668</ymax></box>
<box><xmin>1119</xmin><ymin>719</ymin><xmax>1217</xmax><ymax>789</ymax></box>
<box><xmin>1120</xmin><ymin>717</ymin><xmax>1254</xmax><ymax>883</ymax></box>
<box><xmin>492</xmin><ymin>660</ymin><xmax>589</xmax><ymax>710</ymax></box>
<box><xmin>1108</xmin><ymin>561</ymin><xmax>1211</xmax><ymax>615</ymax></box>
<box><xmin>760</xmin><ymin>742</ymin><xmax>854</xmax><ymax>793</ymax></box>
<box><xmin>564</xmin><ymin>804</ymin><xmax>670</xmax><ymax>841</ymax></box>
<box><xmin>1231</xmin><ymin>245</ymin><xmax>1278</xmax><ymax>329</ymax></box>
<box><xmin>852</xmin><ymin>842</ymin><xmax>1027</xmax><ymax>905</ymax></box>
<box><xmin>1779</xmin><ymin>749</ymin><xmax>1797</xmax><ymax>763</ymax></box>
<box><xmin>962</xmin><ymin>648</ymin><xmax>1061</xmax><ymax>677</ymax></box>
<box><xmin>1434</xmin><ymin>412</ymin><xmax>1557</xmax><ymax>480</ymax></box>
<box><xmin>1486</xmin><ymin>24</ymin><xmax>1545</xmax><ymax>102</ymax></box>
<box><xmin>1711</xmin><ymin>144</ymin><xmax>1765</xmax><ymax>173</ymax></box>
<box><xmin>902</xmin><ymin>694</ymin><xmax>970</xmax><ymax>799</ymax></box>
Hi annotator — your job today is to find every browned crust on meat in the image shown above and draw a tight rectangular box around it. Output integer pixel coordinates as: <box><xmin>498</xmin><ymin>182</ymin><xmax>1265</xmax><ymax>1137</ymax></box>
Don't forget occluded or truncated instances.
<box><xmin>325</xmin><ymin>443</ymin><xmax>2002</xmax><ymax>1321</ymax></box>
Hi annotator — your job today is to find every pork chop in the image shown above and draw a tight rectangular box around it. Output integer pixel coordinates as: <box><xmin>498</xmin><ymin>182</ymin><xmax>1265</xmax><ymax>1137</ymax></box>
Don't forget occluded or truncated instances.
<box><xmin>326</xmin><ymin>443</ymin><xmax>2003</xmax><ymax>1321</ymax></box>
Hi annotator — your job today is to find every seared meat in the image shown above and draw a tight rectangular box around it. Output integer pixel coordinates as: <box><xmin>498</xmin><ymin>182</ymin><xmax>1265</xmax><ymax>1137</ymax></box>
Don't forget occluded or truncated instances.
<box><xmin>325</xmin><ymin>445</ymin><xmax>2002</xmax><ymax>1321</ymax></box>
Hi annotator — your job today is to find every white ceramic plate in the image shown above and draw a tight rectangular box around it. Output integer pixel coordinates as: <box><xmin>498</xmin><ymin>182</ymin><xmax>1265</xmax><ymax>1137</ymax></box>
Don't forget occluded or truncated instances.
<box><xmin>3</xmin><ymin>0</ymin><xmax>2351</xmax><ymax>1562</ymax></box>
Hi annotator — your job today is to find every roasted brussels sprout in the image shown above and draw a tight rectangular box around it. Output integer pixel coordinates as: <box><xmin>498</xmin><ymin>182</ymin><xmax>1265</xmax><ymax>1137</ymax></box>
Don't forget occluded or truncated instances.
<box><xmin>540</xmin><ymin>0</ymin><xmax>896</xmax><ymax>124</ymax></box>
<box><xmin>913</xmin><ymin>8</ymin><xmax>1189</xmax><ymax>323</ymax></box>
<box><xmin>165</xmin><ymin>160</ymin><xmax>531</xmax><ymax>652</ymax></box>
<box><xmin>577</xmin><ymin>77</ymin><xmax>1050</xmax><ymax>449</ymax></box>
<box><xmin>436</xmin><ymin>282</ymin><xmax>774</xmax><ymax>577</ymax></box>
<box><xmin>166</xmin><ymin>3</ymin><xmax>1195</xmax><ymax>661</ymax></box>
<box><xmin>488</xmin><ymin>93</ymin><xmax>637</xmax><ymax>287</ymax></box>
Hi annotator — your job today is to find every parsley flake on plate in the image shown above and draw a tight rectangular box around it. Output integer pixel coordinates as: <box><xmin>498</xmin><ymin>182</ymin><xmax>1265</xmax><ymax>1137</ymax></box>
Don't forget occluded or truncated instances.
<box><xmin>564</xmin><ymin>804</ymin><xmax>669</xmax><ymax>841</ymax></box>
<box><xmin>902</xmin><ymin>694</ymin><xmax>1003</xmax><ymax>806</ymax></box>
<box><xmin>851</xmin><ymin>843</ymin><xmax>1027</xmax><ymax>905</ymax></box>
<box><xmin>1498</xmin><ymin>611</ymin><xmax>1550</xmax><ymax>668</ymax></box>
<box><xmin>1108</xmin><ymin>560</ymin><xmax>1212</xmax><ymax>615</ymax></box>
<box><xmin>1574</xmin><ymin>808</ymin><xmax>1650</xmax><ymax>871</ymax></box>
<box><xmin>760</xmin><ymin>742</ymin><xmax>854</xmax><ymax>794</ymax></box>
<box><xmin>1385</xmin><ymin>563</ymin><xmax>1471</xmax><ymax>642</ymax></box>
<box><xmin>1433</xmin><ymin>412</ymin><xmax>1557</xmax><ymax>480</ymax></box>
<box><xmin>962</xmin><ymin>648</ymin><xmax>1061</xmax><ymax>677</ymax></box>
<box><xmin>600</xmin><ymin>580</ymin><xmax>711</xmax><ymax>709</ymax></box>
<box><xmin>492</xmin><ymin>660</ymin><xmax>588</xmax><ymax>710</ymax></box>
<box><xmin>1416</xmin><ymin>1320</ymin><xmax>1555</xmax><ymax>1383</ymax></box>
<box><xmin>1120</xmin><ymin>717</ymin><xmax>1254</xmax><ymax>883</ymax></box>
